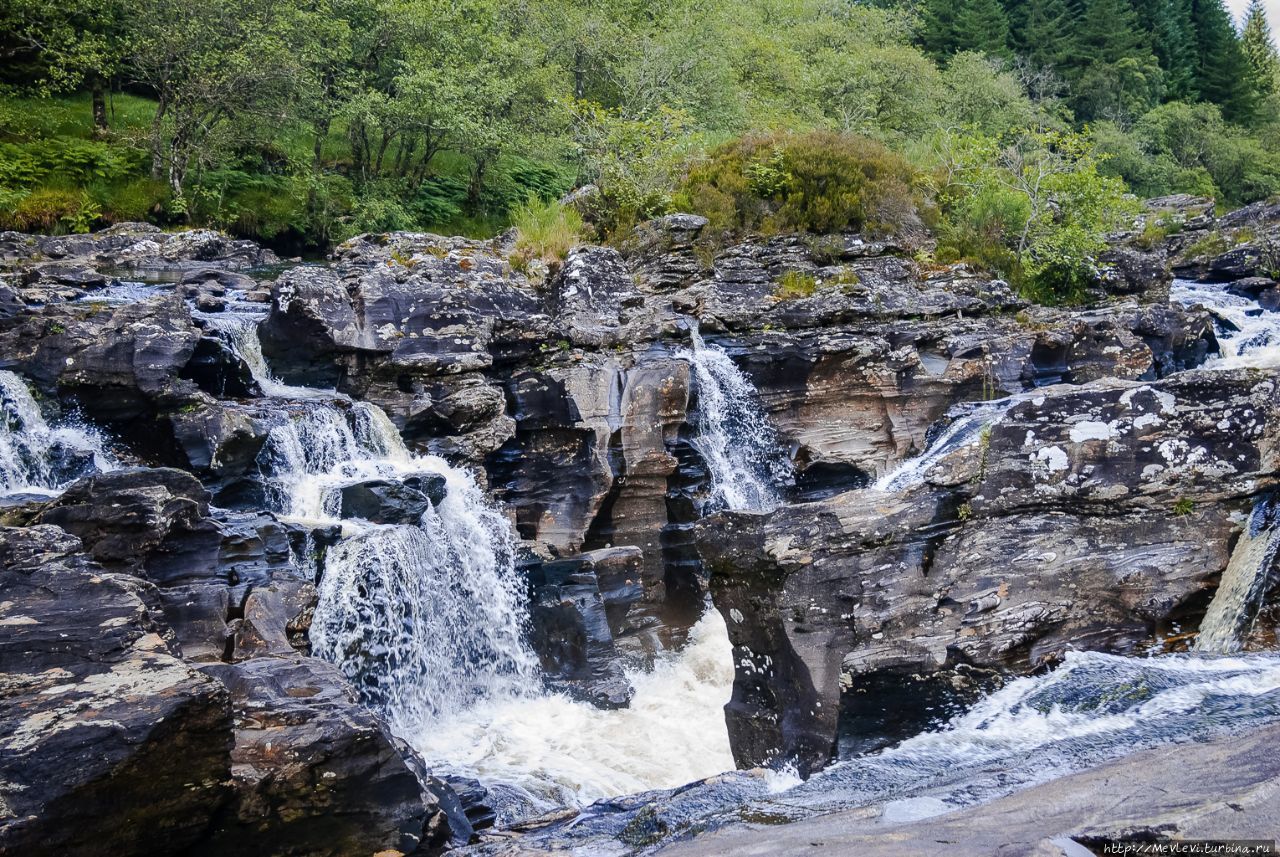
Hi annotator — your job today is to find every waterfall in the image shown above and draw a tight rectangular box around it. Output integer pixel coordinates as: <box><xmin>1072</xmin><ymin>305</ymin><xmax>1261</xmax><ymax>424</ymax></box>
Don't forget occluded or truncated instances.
<box><xmin>255</xmin><ymin>402</ymin><xmax>405</xmax><ymax>522</ymax></box>
<box><xmin>679</xmin><ymin>329</ymin><xmax>790</xmax><ymax>512</ymax></box>
<box><xmin>311</xmin><ymin>465</ymin><xmax>541</xmax><ymax>731</ymax></box>
<box><xmin>0</xmin><ymin>370</ymin><xmax>114</xmax><ymax>497</ymax></box>
<box><xmin>1172</xmin><ymin>278</ymin><xmax>1280</xmax><ymax>370</ymax></box>
<box><xmin>1195</xmin><ymin>499</ymin><xmax>1280</xmax><ymax>654</ymax></box>
<box><xmin>251</xmin><ymin>384</ymin><xmax>541</xmax><ymax>731</ymax></box>
<box><xmin>198</xmin><ymin>309</ymin><xmax>326</xmax><ymax>399</ymax></box>
<box><xmin>873</xmin><ymin>396</ymin><xmax>1022</xmax><ymax>493</ymax></box>
<box><xmin>200</xmin><ymin>298</ymin><xmax>734</xmax><ymax>821</ymax></box>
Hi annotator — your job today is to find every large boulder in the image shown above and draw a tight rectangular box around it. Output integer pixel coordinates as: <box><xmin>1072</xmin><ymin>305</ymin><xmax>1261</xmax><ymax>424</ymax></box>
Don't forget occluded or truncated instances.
<box><xmin>699</xmin><ymin>369</ymin><xmax>1280</xmax><ymax>773</ymax></box>
<box><xmin>0</xmin><ymin>526</ymin><xmax>235</xmax><ymax>857</ymax></box>
<box><xmin>194</xmin><ymin>657</ymin><xmax>452</xmax><ymax>856</ymax></box>
<box><xmin>37</xmin><ymin>467</ymin><xmax>210</xmax><ymax>573</ymax></box>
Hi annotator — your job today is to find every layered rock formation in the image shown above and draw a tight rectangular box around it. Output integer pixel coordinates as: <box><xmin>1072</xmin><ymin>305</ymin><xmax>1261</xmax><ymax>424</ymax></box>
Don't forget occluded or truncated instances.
<box><xmin>1</xmin><ymin>194</ymin><xmax>1277</xmax><ymax>854</ymax></box>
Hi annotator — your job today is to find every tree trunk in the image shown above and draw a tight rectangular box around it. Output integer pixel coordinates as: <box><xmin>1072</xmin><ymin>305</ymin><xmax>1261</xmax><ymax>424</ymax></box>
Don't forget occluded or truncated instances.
<box><xmin>169</xmin><ymin>131</ymin><xmax>189</xmax><ymax>222</ymax></box>
<box><xmin>91</xmin><ymin>78</ymin><xmax>108</xmax><ymax>136</ymax></box>
<box><xmin>313</xmin><ymin>115</ymin><xmax>331</xmax><ymax>174</ymax></box>
<box><xmin>150</xmin><ymin>94</ymin><xmax>169</xmax><ymax>181</ymax></box>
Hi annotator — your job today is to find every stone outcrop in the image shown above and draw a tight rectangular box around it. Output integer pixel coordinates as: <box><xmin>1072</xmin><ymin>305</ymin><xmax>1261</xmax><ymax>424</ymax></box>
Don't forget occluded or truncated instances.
<box><xmin>699</xmin><ymin>368</ymin><xmax>1280</xmax><ymax>772</ymax></box>
<box><xmin>651</xmin><ymin>720</ymin><xmax>1280</xmax><ymax>857</ymax></box>
<box><xmin>0</xmin><ymin>526</ymin><xmax>235</xmax><ymax>857</ymax></box>
<box><xmin>0</xmin><ymin>469</ymin><xmax>457</xmax><ymax>854</ymax></box>
<box><xmin>0</xmin><ymin>205</ymin><xmax>1272</xmax><ymax>855</ymax></box>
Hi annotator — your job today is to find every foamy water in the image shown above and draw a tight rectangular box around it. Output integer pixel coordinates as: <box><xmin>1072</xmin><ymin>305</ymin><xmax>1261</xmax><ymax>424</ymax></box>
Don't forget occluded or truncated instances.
<box><xmin>1173</xmin><ymin>278</ymin><xmax>1280</xmax><ymax>369</ymax></box>
<box><xmin>407</xmin><ymin>609</ymin><xmax>736</xmax><ymax>822</ymax></box>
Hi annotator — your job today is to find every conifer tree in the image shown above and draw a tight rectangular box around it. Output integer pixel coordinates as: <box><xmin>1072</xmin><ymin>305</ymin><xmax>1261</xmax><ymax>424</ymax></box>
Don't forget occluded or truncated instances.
<box><xmin>1134</xmin><ymin>0</ymin><xmax>1199</xmax><ymax>99</ymax></box>
<box><xmin>1191</xmin><ymin>0</ymin><xmax>1257</xmax><ymax>120</ymax></box>
<box><xmin>1014</xmin><ymin>0</ymin><xmax>1076</xmax><ymax>69</ymax></box>
<box><xmin>1074</xmin><ymin>0</ymin><xmax>1151</xmax><ymax>65</ymax></box>
<box><xmin>1240</xmin><ymin>0</ymin><xmax>1279</xmax><ymax>95</ymax></box>
<box><xmin>920</xmin><ymin>0</ymin><xmax>1011</xmax><ymax>58</ymax></box>
<box><xmin>955</xmin><ymin>0</ymin><xmax>1013</xmax><ymax>56</ymax></box>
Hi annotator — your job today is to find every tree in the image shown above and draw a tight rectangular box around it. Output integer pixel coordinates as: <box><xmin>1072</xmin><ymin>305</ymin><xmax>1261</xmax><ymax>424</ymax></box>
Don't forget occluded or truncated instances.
<box><xmin>1013</xmin><ymin>0</ymin><xmax>1077</xmax><ymax>71</ymax></box>
<box><xmin>125</xmin><ymin>0</ymin><xmax>302</xmax><ymax>210</ymax></box>
<box><xmin>0</xmin><ymin>0</ymin><xmax>129</xmax><ymax>131</ymax></box>
<box><xmin>1134</xmin><ymin>0</ymin><xmax>1199</xmax><ymax>100</ymax></box>
<box><xmin>1067</xmin><ymin>0</ymin><xmax>1162</xmax><ymax>119</ymax></box>
<box><xmin>954</xmin><ymin>0</ymin><xmax>1012</xmax><ymax>56</ymax></box>
<box><xmin>1190</xmin><ymin>0</ymin><xmax>1257</xmax><ymax>121</ymax></box>
<box><xmin>936</xmin><ymin>129</ymin><xmax>1136</xmax><ymax>301</ymax></box>
<box><xmin>1240</xmin><ymin>0</ymin><xmax>1280</xmax><ymax>97</ymax></box>
<box><xmin>920</xmin><ymin>0</ymin><xmax>1011</xmax><ymax>57</ymax></box>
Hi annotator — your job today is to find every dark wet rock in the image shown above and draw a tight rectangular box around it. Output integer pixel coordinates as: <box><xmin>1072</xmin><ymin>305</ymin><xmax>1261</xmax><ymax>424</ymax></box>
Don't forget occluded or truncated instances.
<box><xmin>0</xmin><ymin>526</ymin><xmax>235</xmax><ymax>857</ymax></box>
<box><xmin>0</xmin><ymin>292</ymin><xmax>202</xmax><ymax>425</ymax></box>
<box><xmin>180</xmin><ymin>336</ymin><xmax>261</xmax><ymax>399</ymax></box>
<box><xmin>194</xmin><ymin>656</ymin><xmax>453</xmax><ymax>857</ymax></box>
<box><xmin>699</xmin><ymin>369</ymin><xmax>1280</xmax><ymax>773</ymax></box>
<box><xmin>37</xmin><ymin>467</ymin><xmax>210</xmax><ymax>573</ymax></box>
<box><xmin>1097</xmin><ymin>245</ymin><xmax>1170</xmax><ymax>298</ymax></box>
<box><xmin>442</xmin><ymin>775</ymin><xmax>498</xmax><ymax>834</ymax></box>
<box><xmin>527</xmin><ymin>550</ymin><xmax>636</xmax><ymax>708</ymax></box>
<box><xmin>168</xmin><ymin>399</ymin><xmax>274</xmax><ymax>481</ymax></box>
<box><xmin>232</xmin><ymin>579</ymin><xmax>317</xmax><ymax>659</ymax></box>
<box><xmin>338</xmin><ymin>474</ymin><xmax>447</xmax><ymax>524</ymax></box>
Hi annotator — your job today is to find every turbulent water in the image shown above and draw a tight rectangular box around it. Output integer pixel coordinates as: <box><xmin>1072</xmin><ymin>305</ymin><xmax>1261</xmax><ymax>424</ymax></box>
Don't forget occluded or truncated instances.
<box><xmin>1173</xmin><ymin>277</ymin><xmax>1280</xmax><ymax>370</ymax></box>
<box><xmin>410</xmin><ymin>610</ymin><xmax>735</xmax><ymax>823</ymax></box>
<box><xmin>204</xmin><ymin>308</ymin><xmax>738</xmax><ymax>820</ymax></box>
<box><xmin>0</xmin><ymin>370</ymin><xmax>114</xmax><ymax>497</ymax></box>
<box><xmin>787</xmin><ymin>650</ymin><xmax>1280</xmax><ymax>817</ymax></box>
<box><xmin>679</xmin><ymin>329</ymin><xmax>791</xmax><ymax>512</ymax></box>
<box><xmin>873</xmin><ymin>395</ymin><xmax>1023</xmax><ymax>492</ymax></box>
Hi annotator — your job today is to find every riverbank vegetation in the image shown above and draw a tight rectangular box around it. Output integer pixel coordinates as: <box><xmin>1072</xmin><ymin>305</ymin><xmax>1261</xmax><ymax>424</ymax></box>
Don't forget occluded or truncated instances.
<box><xmin>3</xmin><ymin>0</ymin><xmax>1279</xmax><ymax>299</ymax></box>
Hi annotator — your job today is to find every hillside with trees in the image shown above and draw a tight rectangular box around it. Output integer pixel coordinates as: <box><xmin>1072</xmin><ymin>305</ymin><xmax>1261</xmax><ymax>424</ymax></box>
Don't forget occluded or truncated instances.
<box><xmin>2</xmin><ymin>0</ymin><xmax>1278</xmax><ymax>300</ymax></box>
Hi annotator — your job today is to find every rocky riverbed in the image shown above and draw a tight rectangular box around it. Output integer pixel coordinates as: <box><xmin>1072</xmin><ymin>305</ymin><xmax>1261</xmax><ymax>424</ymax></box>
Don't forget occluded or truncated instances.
<box><xmin>3</xmin><ymin>195</ymin><xmax>1280</xmax><ymax>855</ymax></box>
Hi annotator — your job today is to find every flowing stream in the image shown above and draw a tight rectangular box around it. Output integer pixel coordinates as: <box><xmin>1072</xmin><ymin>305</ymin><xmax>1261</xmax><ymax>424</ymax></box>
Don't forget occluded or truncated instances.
<box><xmin>679</xmin><ymin>328</ymin><xmax>791</xmax><ymax>512</ymax></box>
<box><xmin>0</xmin><ymin>370</ymin><xmax>114</xmax><ymax>497</ymax></box>
<box><xmin>199</xmin><ymin>304</ymin><xmax>739</xmax><ymax>823</ymax></box>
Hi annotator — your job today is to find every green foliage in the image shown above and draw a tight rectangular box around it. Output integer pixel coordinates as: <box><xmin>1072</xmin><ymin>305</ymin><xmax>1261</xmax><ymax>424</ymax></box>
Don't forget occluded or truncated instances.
<box><xmin>1172</xmin><ymin>497</ymin><xmax>1195</xmax><ymax>516</ymax></box>
<box><xmin>774</xmin><ymin>270</ymin><xmax>818</xmax><ymax>299</ymax></box>
<box><xmin>510</xmin><ymin>197</ymin><xmax>584</xmax><ymax>270</ymax></box>
<box><xmin>1241</xmin><ymin>0</ymin><xmax>1280</xmax><ymax>97</ymax></box>
<box><xmin>2</xmin><ymin>0</ymin><xmax>1278</xmax><ymax>273</ymax></box>
<box><xmin>935</xmin><ymin>129</ymin><xmax>1135</xmax><ymax>303</ymax></box>
<box><xmin>674</xmin><ymin>131</ymin><xmax>922</xmax><ymax>238</ymax></box>
<box><xmin>1</xmin><ymin>186</ymin><xmax>101</xmax><ymax>233</ymax></box>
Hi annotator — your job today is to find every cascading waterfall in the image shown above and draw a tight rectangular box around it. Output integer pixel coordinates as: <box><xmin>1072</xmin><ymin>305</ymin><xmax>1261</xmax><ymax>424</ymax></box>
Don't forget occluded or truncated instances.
<box><xmin>1173</xmin><ymin>278</ymin><xmax>1280</xmax><ymax>370</ymax></box>
<box><xmin>310</xmin><ymin>467</ymin><xmax>541</xmax><ymax>731</ymax></box>
<box><xmin>0</xmin><ymin>370</ymin><xmax>114</xmax><ymax>497</ymax></box>
<box><xmin>873</xmin><ymin>395</ymin><xmax>1024</xmax><ymax>493</ymax></box>
<box><xmin>679</xmin><ymin>328</ymin><xmax>791</xmax><ymax>512</ymax></box>
<box><xmin>1195</xmin><ymin>498</ymin><xmax>1280</xmax><ymax>654</ymax></box>
<box><xmin>228</xmin><ymin>314</ymin><xmax>736</xmax><ymax>820</ymax></box>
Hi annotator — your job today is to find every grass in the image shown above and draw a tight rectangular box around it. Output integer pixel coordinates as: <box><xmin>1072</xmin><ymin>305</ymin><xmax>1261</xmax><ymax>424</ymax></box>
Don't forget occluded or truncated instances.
<box><xmin>0</xmin><ymin>92</ymin><xmax>571</xmax><ymax>249</ymax></box>
<box><xmin>774</xmin><ymin>269</ymin><xmax>818</xmax><ymax>299</ymax></box>
<box><xmin>510</xmin><ymin>197</ymin><xmax>584</xmax><ymax>273</ymax></box>
<box><xmin>1181</xmin><ymin>231</ymin><xmax>1230</xmax><ymax>261</ymax></box>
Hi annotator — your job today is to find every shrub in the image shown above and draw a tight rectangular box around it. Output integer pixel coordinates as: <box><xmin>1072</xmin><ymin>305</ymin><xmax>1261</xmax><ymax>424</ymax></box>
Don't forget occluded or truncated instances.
<box><xmin>672</xmin><ymin>131</ymin><xmax>923</xmax><ymax>238</ymax></box>
<box><xmin>511</xmin><ymin>196</ymin><xmax>584</xmax><ymax>269</ymax></box>
<box><xmin>2</xmin><ymin>187</ymin><xmax>100</xmax><ymax>233</ymax></box>
<box><xmin>95</xmin><ymin>178</ymin><xmax>170</xmax><ymax>224</ymax></box>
